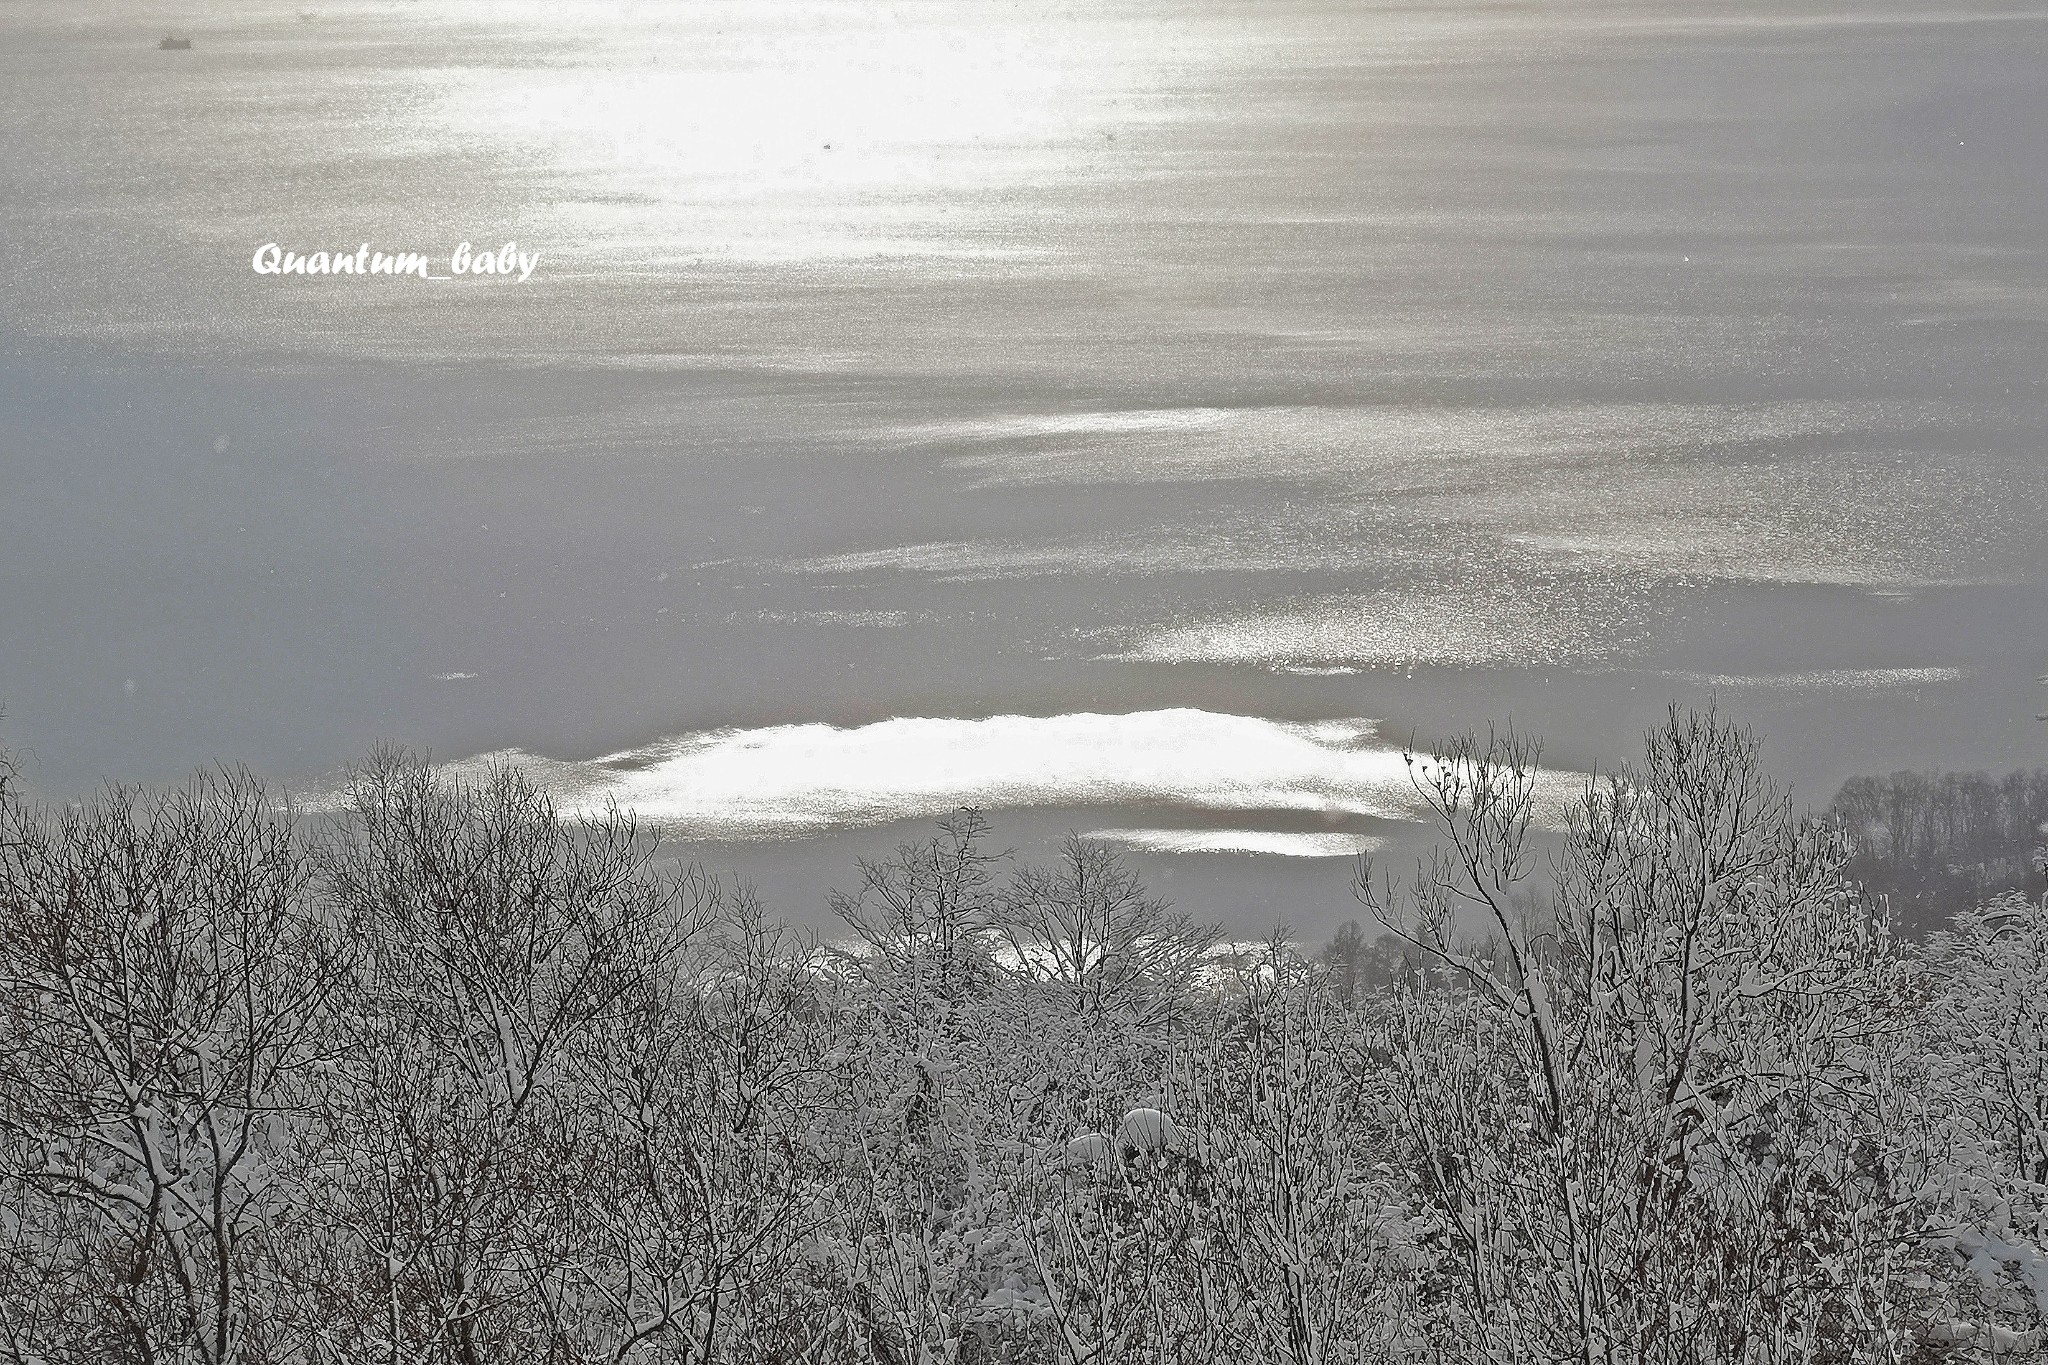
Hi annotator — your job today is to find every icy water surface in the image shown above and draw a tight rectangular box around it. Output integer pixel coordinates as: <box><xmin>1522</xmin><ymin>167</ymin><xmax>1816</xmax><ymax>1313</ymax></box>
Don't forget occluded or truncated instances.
<box><xmin>3</xmin><ymin>0</ymin><xmax>2046</xmax><ymax>931</ymax></box>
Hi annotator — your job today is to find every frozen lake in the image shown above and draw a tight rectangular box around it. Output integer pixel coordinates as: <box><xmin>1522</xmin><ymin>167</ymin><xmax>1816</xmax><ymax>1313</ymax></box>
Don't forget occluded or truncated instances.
<box><xmin>3</xmin><ymin>0</ymin><xmax>2045</xmax><ymax>933</ymax></box>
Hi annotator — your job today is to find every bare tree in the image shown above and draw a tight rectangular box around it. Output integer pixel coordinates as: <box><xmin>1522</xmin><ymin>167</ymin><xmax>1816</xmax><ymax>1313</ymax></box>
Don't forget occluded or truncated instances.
<box><xmin>994</xmin><ymin>836</ymin><xmax>1218</xmax><ymax>1027</ymax></box>
<box><xmin>304</xmin><ymin>752</ymin><xmax>697</xmax><ymax>1364</ymax></box>
<box><xmin>0</xmin><ymin>770</ymin><xmax>345</xmax><ymax>1364</ymax></box>
<box><xmin>542</xmin><ymin>875</ymin><xmax>839</xmax><ymax>1362</ymax></box>
<box><xmin>1358</xmin><ymin>708</ymin><xmax>1926</xmax><ymax>1363</ymax></box>
<box><xmin>830</xmin><ymin>810</ymin><xmax>1006</xmax><ymax>1038</ymax></box>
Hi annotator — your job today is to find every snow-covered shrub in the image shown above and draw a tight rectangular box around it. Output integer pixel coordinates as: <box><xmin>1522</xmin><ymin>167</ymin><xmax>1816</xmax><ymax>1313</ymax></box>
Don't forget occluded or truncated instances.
<box><xmin>1115</xmin><ymin>1108</ymin><xmax>1184</xmax><ymax>1158</ymax></box>
<box><xmin>1168</xmin><ymin>945</ymin><xmax>1425</xmax><ymax>1365</ymax></box>
<box><xmin>11</xmin><ymin>722</ymin><xmax>2048</xmax><ymax>1363</ymax></box>
<box><xmin>1914</xmin><ymin>891</ymin><xmax>2048</xmax><ymax>1356</ymax></box>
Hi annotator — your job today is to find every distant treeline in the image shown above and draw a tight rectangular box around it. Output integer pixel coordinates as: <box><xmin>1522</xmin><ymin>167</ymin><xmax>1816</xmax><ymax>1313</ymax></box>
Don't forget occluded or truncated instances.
<box><xmin>4</xmin><ymin>714</ymin><xmax>2048</xmax><ymax>1363</ymax></box>
<box><xmin>1829</xmin><ymin>767</ymin><xmax>2048</xmax><ymax>936</ymax></box>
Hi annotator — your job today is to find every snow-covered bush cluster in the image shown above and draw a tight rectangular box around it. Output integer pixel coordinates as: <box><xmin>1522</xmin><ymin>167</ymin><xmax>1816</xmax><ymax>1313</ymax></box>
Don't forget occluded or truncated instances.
<box><xmin>0</xmin><ymin>709</ymin><xmax>2045</xmax><ymax>1363</ymax></box>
